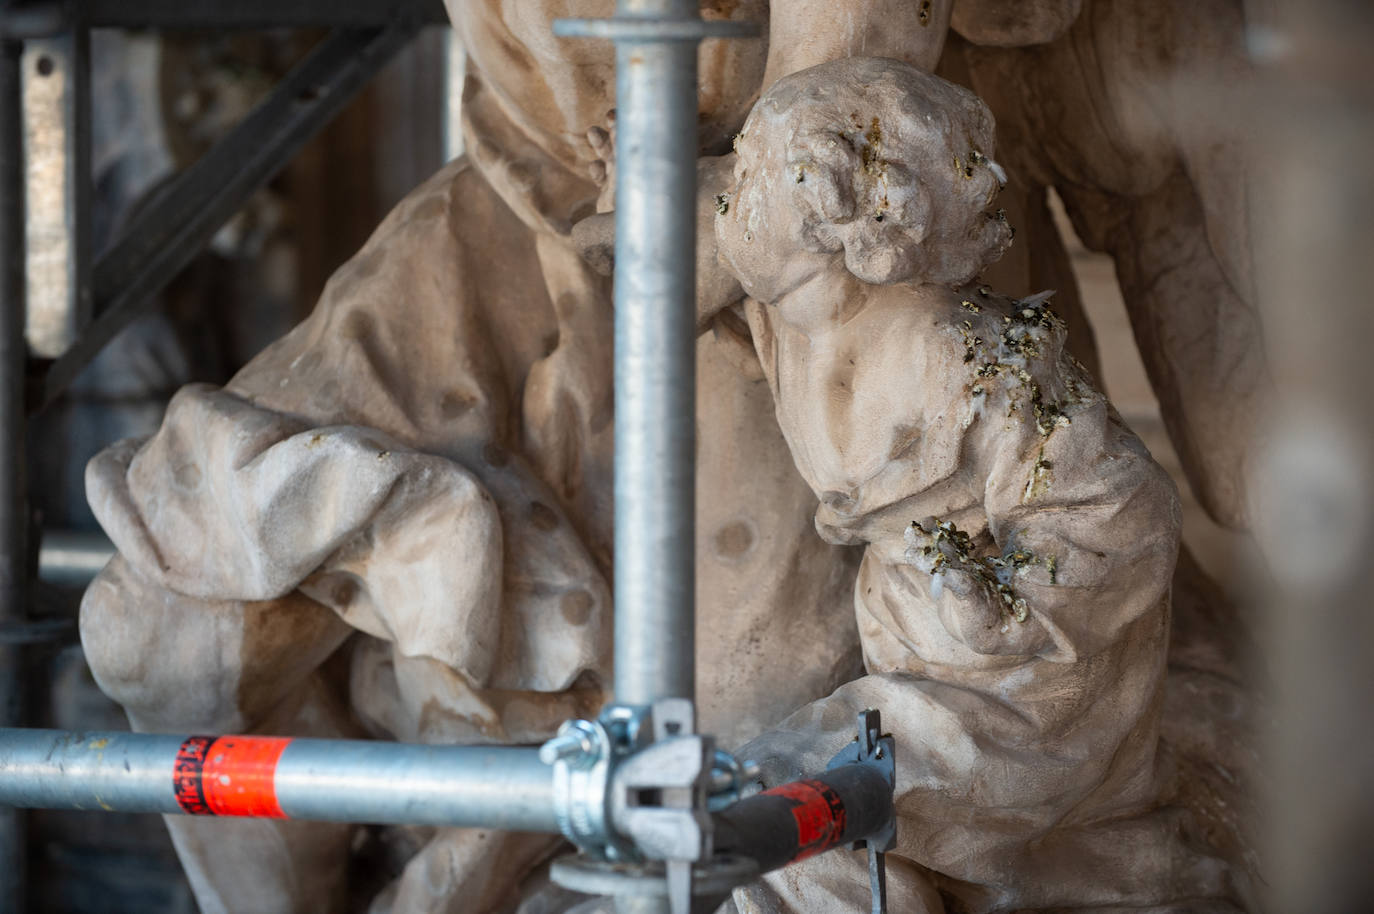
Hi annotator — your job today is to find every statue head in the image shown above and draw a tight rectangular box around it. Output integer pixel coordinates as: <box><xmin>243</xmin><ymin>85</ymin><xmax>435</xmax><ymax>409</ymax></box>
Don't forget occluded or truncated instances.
<box><xmin>715</xmin><ymin>57</ymin><xmax>1013</xmax><ymax>302</ymax></box>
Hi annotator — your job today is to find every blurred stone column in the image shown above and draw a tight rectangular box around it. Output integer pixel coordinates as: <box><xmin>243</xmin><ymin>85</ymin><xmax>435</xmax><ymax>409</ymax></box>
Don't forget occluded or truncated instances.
<box><xmin>1245</xmin><ymin>2</ymin><xmax>1374</xmax><ymax>911</ymax></box>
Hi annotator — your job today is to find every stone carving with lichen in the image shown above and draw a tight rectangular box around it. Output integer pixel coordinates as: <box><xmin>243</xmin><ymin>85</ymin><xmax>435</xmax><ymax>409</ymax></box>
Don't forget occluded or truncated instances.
<box><xmin>715</xmin><ymin>57</ymin><xmax>1246</xmax><ymax>912</ymax></box>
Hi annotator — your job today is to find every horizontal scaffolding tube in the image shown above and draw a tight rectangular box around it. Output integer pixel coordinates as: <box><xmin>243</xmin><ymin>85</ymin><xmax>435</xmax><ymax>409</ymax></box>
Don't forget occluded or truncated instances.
<box><xmin>0</xmin><ymin>729</ymin><xmax>895</xmax><ymax>882</ymax></box>
<box><xmin>37</xmin><ymin>528</ymin><xmax>114</xmax><ymax>587</ymax></box>
<box><xmin>0</xmin><ymin>729</ymin><xmax>559</xmax><ymax>832</ymax></box>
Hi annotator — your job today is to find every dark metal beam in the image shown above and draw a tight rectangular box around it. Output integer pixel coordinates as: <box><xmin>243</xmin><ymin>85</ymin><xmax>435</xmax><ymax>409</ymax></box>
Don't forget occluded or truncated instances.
<box><xmin>30</xmin><ymin>23</ymin><xmax>423</xmax><ymax>411</ymax></box>
<box><xmin>0</xmin><ymin>20</ymin><xmax>28</xmax><ymax>913</ymax></box>
<box><xmin>76</xmin><ymin>0</ymin><xmax>448</xmax><ymax>31</ymax></box>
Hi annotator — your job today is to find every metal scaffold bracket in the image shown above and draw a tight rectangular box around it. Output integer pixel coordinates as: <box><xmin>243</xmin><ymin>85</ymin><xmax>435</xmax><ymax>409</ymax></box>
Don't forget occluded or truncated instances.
<box><xmin>827</xmin><ymin>709</ymin><xmax>897</xmax><ymax>914</ymax></box>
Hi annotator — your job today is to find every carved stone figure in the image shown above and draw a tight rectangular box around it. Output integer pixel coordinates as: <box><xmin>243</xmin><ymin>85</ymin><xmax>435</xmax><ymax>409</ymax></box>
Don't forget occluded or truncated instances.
<box><xmin>80</xmin><ymin>2</ymin><xmax>866</xmax><ymax>907</ymax></box>
<box><xmin>76</xmin><ymin>2</ymin><xmax>1263</xmax><ymax>912</ymax></box>
<box><xmin>944</xmin><ymin>0</ymin><xmax>1266</xmax><ymax>531</ymax></box>
<box><xmin>713</xmin><ymin>57</ymin><xmax>1245</xmax><ymax>913</ymax></box>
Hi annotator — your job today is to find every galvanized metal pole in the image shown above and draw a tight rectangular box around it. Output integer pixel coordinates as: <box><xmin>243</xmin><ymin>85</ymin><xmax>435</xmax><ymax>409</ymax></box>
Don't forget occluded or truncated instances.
<box><xmin>610</xmin><ymin>0</ymin><xmax>701</xmax><ymax>708</ymax></box>
<box><xmin>0</xmin><ymin>725</ymin><xmax>896</xmax><ymax>894</ymax></box>
<box><xmin>0</xmin><ymin>17</ymin><xmax>28</xmax><ymax>912</ymax></box>
<box><xmin>549</xmin><ymin>8</ymin><xmax>756</xmax><ymax>907</ymax></box>
<box><xmin>0</xmin><ymin>730</ymin><xmax>561</xmax><ymax>832</ymax></box>
<box><xmin>37</xmin><ymin>528</ymin><xmax>115</xmax><ymax>587</ymax></box>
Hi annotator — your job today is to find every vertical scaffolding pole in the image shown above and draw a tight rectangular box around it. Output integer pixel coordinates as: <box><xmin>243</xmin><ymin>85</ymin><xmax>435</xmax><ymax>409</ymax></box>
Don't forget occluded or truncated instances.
<box><xmin>0</xmin><ymin>11</ymin><xmax>27</xmax><ymax>911</ymax></box>
<box><xmin>552</xmin><ymin>7</ymin><xmax>754</xmax><ymax>907</ymax></box>
<box><xmin>611</xmin><ymin>0</ymin><xmax>700</xmax><ymax>708</ymax></box>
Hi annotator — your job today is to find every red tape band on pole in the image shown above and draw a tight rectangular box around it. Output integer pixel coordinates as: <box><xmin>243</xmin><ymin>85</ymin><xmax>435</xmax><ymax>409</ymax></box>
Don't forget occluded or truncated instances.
<box><xmin>174</xmin><ymin>735</ymin><xmax>291</xmax><ymax>818</ymax></box>
<box><xmin>761</xmin><ymin>778</ymin><xmax>848</xmax><ymax>862</ymax></box>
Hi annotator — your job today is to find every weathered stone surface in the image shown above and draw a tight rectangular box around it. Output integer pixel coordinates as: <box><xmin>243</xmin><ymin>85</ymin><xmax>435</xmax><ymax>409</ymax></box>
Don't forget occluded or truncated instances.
<box><xmin>950</xmin><ymin>0</ymin><xmax>1267</xmax><ymax>530</ymax></box>
<box><xmin>716</xmin><ymin>58</ymin><xmax>1245</xmax><ymax>912</ymax></box>
<box><xmin>78</xmin><ymin>3</ymin><xmax>1264</xmax><ymax>911</ymax></box>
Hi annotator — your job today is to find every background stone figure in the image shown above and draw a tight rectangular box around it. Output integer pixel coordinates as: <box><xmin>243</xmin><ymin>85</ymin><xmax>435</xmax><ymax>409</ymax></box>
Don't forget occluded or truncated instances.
<box><xmin>944</xmin><ymin>0</ymin><xmax>1266</xmax><ymax>532</ymax></box>
<box><xmin>75</xmin><ymin>1</ymin><xmax>1266</xmax><ymax>911</ymax></box>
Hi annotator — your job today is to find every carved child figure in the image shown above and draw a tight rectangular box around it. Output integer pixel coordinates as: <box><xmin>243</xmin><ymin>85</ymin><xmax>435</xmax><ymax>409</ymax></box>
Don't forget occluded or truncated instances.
<box><xmin>715</xmin><ymin>58</ymin><xmax>1242</xmax><ymax>912</ymax></box>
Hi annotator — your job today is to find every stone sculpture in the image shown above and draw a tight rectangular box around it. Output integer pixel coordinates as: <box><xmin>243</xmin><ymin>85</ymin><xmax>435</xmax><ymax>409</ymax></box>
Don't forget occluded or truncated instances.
<box><xmin>943</xmin><ymin>0</ymin><xmax>1266</xmax><ymax>531</ymax></box>
<box><xmin>714</xmin><ymin>57</ymin><xmax>1244</xmax><ymax>913</ymax></box>
<box><xmin>77</xmin><ymin>1</ymin><xmax>1262</xmax><ymax>911</ymax></box>
<box><xmin>80</xmin><ymin>1</ymin><xmax>862</xmax><ymax>906</ymax></box>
